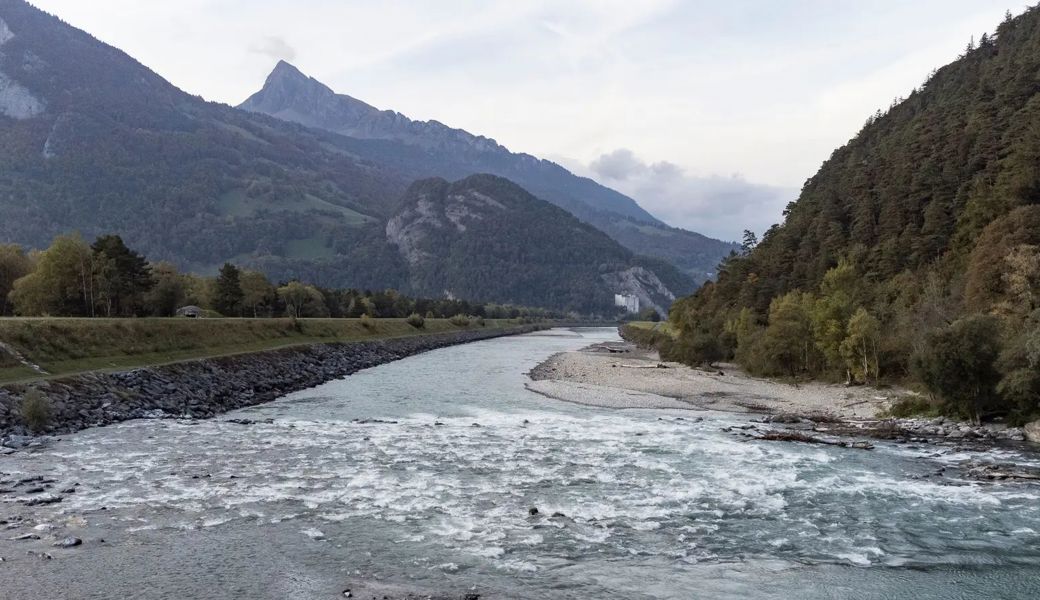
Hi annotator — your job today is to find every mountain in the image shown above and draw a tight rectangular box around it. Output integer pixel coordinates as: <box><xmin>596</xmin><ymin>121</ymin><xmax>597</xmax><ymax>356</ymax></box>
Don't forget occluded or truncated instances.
<box><xmin>386</xmin><ymin>174</ymin><xmax>683</xmax><ymax>314</ymax></box>
<box><xmin>668</xmin><ymin>9</ymin><xmax>1040</xmax><ymax>418</ymax></box>
<box><xmin>240</xmin><ymin>62</ymin><xmax>738</xmax><ymax>281</ymax></box>
<box><xmin>0</xmin><ymin>0</ymin><xmax>692</xmax><ymax>313</ymax></box>
<box><xmin>0</xmin><ymin>0</ymin><xmax>409</xmax><ymax>276</ymax></box>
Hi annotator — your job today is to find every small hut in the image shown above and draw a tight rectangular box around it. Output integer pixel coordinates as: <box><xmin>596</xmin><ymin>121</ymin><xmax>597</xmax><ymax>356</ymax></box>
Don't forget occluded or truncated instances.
<box><xmin>175</xmin><ymin>305</ymin><xmax>204</xmax><ymax>318</ymax></box>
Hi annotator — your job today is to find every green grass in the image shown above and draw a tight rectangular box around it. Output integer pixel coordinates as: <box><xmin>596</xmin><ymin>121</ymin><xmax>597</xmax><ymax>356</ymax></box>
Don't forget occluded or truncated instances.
<box><xmin>284</xmin><ymin>235</ymin><xmax>336</xmax><ymax>260</ymax></box>
<box><xmin>0</xmin><ymin>317</ymin><xmax>521</xmax><ymax>384</ymax></box>
<box><xmin>627</xmin><ymin>321</ymin><xmax>677</xmax><ymax>337</ymax></box>
<box><xmin>216</xmin><ymin>189</ymin><xmax>374</xmax><ymax>225</ymax></box>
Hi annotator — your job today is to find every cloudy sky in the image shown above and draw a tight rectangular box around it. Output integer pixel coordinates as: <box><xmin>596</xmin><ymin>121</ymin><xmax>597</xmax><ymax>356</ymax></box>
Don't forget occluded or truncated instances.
<box><xmin>32</xmin><ymin>0</ymin><xmax>1017</xmax><ymax>241</ymax></box>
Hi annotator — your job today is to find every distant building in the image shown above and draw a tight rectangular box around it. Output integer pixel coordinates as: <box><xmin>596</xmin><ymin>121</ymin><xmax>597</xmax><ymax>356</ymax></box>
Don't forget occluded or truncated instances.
<box><xmin>614</xmin><ymin>294</ymin><xmax>640</xmax><ymax>314</ymax></box>
<box><xmin>176</xmin><ymin>305</ymin><xmax>204</xmax><ymax>318</ymax></box>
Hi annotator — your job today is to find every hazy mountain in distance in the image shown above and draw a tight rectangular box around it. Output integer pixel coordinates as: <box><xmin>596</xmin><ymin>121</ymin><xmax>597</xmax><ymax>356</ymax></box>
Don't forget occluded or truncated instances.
<box><xmin>240</xmin><ymin>61</ymin><xmax>739</xmax><ymax>281</ymax></box>
<box><xmin>0</xmin><ymin>0</ymin><xmax>694</xmax><ymax>313</ymax></box>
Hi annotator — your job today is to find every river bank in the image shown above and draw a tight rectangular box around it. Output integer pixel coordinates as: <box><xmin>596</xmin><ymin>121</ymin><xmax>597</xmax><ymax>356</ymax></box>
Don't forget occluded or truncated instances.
<box><xmin>0</xmin><ymin>324</ymin><xmax>544</xmax><ymax>441</ymax></box>
<box><xmin>3</xmin><ymin>329</ymin><xmax>1040</xmax><ymax>599</ymax></box>
<box><xmin>527</xmin><ymin>339</ymin><xmax>1037</xmax><ymax>446</ymax></box>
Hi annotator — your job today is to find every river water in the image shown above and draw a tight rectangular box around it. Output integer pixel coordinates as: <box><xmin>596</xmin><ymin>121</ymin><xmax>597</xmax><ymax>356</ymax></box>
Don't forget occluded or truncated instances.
<box><xmin>3</xmin><ymin>328</ymin><xmax>1040</xmax><ymax>599</ymax></box>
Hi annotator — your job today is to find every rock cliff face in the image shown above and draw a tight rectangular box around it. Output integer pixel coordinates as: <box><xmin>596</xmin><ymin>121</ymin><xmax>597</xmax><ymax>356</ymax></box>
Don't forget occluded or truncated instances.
<box><xmin>0</xmin><ymin>17</ymin><xmax>45</xmax><ymax>119</ymax></box>
<box><xmin>0</xmin><ymin>325</ymin><xmax>543</xmax><ymax>440</ymax></box>
<box><xmin>384</xmin><ymin>175</ymin><xmax>689</xmax><ymax>314</ymax></box>
<box><xmin>600</xmin><ymin>267</ymin><xmax>676</xmax><ymax>315</ymax></box>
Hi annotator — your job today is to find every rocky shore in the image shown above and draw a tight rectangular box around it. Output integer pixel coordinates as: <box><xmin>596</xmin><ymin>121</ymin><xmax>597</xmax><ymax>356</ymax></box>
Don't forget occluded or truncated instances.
<box><xmin>0</xmin><ymin>325</ymin><xmax>543</xmax><ymax>442</ymax></box>
<box><xmin>528</xmin><ymin>338</ymin><xmax>1040</xmax><ymax>446</ymax></box>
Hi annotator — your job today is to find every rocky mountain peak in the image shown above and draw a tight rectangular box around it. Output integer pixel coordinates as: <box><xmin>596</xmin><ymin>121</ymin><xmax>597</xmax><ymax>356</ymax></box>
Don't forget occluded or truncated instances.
<box><xmin>241</xmin><ymin>62</ymin><xmax>504</xmax><ymax>154</ymax></box>
<box><xmin>264</xmin><ymin>60</ymin><xmax>337</xmax><ymax>98</ymax></box>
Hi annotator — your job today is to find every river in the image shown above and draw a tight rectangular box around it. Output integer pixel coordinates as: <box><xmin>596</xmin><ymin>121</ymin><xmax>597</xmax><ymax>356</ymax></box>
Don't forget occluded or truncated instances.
<box><xmin>2</xmin><ymin>328</ymin><xmax>1040</xmax><ymax>599</ymax></box>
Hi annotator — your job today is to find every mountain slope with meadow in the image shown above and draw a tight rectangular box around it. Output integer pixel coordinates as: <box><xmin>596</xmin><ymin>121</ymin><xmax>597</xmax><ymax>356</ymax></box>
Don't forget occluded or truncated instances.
<box><xmin>0</xmin><ymin>0</ymin><xmax>693</xmax><ymax>313</ymax></box>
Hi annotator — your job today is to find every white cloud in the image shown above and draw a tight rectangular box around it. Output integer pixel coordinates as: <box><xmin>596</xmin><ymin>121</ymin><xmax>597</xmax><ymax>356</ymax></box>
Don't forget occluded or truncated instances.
<box><xmin>585</xmin><ymin>149</ymin><xmax>795</xmax><ymax>242</ymax></box>
<box><xmin>249</xmin><ymin>36</ymin><xmax>296</xmax><ymax>62</ymax></box>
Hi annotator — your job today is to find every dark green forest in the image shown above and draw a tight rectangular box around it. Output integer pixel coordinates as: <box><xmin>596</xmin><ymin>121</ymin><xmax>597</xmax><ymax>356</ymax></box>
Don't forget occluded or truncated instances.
<box><xmin>668</xmin><ymin>8</ymin><xmax>1040</xmax><ymax>423</ymax></box>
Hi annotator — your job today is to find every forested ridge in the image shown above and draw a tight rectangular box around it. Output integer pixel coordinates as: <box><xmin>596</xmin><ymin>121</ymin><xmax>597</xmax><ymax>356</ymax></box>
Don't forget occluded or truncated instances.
<box><xmin>388</xmin><ymin>175</ymin><xmax>692</xmax><ymax>314</ymax></box>
<box><xmin>669</xmin><ymin>7</ymin><xmax>1040</xmax><ymax>423</ymax></box>
<box><xmin>240</xmin><ymin>61</ymin><xmax>740</xmax><ymax>282</ymax></box>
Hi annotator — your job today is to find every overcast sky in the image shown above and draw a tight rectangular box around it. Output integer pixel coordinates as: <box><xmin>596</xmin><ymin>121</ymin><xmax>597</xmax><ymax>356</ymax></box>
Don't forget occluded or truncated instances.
<box><xmin>31</xmin><ymin>0</ymin><xmax>1018</xmax><ymax>241</ymax></box>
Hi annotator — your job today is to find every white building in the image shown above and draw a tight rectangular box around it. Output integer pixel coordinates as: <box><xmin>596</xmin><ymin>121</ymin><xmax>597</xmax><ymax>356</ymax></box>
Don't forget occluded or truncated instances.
<box><xmin>614</xmin><ymin>293</ymin><xmax>640</xmax><ymax>314</ymax></box>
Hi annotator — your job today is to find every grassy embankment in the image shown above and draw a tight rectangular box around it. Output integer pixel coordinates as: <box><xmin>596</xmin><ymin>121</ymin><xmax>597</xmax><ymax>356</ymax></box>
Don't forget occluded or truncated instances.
<box><xmin>620</xmin><ymin>321</ymin><xmax>678</xmax><ymax>350</ymax></box>
<box><xmin>0</xmin><ymin>317</ymin><xmax>525</xmax><ymax>384</ymax></box>
<box><xmin>625</xmin><ymin>321</ymin><xmax>677</xmax><ymax>336</ymax></box>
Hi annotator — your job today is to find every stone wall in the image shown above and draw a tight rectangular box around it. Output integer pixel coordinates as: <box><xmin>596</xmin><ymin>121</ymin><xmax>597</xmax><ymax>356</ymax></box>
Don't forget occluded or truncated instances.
<box><xmin>0</xmin><ymin>325</ymin><xmax>543</xmax><ymax>438</ymax></box>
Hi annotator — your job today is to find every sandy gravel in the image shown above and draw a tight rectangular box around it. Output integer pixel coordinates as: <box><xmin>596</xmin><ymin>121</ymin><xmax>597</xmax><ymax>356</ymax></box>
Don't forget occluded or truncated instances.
<box><xmin>527</xmin><ymin>341</ymin><xmax>902</xmax><ymax>419</ymax></box>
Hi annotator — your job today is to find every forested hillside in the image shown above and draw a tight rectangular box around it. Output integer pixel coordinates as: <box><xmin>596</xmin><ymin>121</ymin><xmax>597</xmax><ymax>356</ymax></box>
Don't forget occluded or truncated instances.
<box><xmin>0</xmin><ymin>0</ymin><xmax>409</xmax><ymax>275</ymax></box>
<box><xmin>0</xmin><ymin>0</ymin><xmax>692</xmax><ymax>313</ymax></box>
<box><xmin>387</xmin><ymin>175</ymin><xmax>689</xmax><ymax>314</ymax></box>
<box><xmin>240</xmin><ymin>62</ymin><xmax>739</xmax><ymax>281</ymax></box>
<box><xmin>669</xmin><ymin>8</ymin><xmax>1040</xmax><ymax>422</ymax></box>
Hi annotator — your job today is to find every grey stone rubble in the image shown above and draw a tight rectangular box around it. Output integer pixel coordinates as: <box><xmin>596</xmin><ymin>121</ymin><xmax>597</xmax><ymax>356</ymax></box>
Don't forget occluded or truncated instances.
<box><xmin>866</xmin><ymin>416</ymin><xmax>1030</xmax><ymax>442</ymax></box>
<box><xmin>749</xmin><ymin>414</ymin><xmax>1033</xmax><ymax>444</ymax></box>
<box><xmin>0</xmin><ymin>325</ymin><xmax>542</xmax><ymax>438</ymax></box>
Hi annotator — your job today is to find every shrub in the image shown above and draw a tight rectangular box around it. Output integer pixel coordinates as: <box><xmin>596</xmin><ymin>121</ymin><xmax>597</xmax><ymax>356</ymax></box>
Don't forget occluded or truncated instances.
<box><xmin>882</xmin><ymin>395</ymin><xmax>940</xmax><ymax>418</ymax></box>
<box><xmin>360</xmin><ymin>313</ymin><xmax>374</xmax><ymax>329</ymax></box>
<box><xmin>912</xmin><ymin>314</ymin><xmax>1003</xmax><ymax>422</ymax></box>
<box><xmin>406</xmin><ymin>313</ymin><xmax>425</xmax><ymax>328</ymax></box>
<box><xmin>664</xmin><ymin>331</ymin><xmax>723</xmax><ymax>366</ymax></box>
<box><xmin>450</xmin><ymin>314</ymin><xmax>470</xmax><ymax>327</ymax></box>
<box><xmin>21</xmin><ymin>389</ymin><xmax>53</xmax><ymax>433</ymax></box>
<box><xmin>473</xmin><ymin>316</ymin><xmax>485</xmax><ymax>327</ymax></box>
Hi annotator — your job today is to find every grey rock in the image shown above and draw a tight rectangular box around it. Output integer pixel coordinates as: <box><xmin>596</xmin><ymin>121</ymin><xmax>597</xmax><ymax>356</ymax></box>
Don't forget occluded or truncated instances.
<box><xmin>53</xmin><ymin>537</ymin><xmax>82</xmax><ymax>548</ymax></box>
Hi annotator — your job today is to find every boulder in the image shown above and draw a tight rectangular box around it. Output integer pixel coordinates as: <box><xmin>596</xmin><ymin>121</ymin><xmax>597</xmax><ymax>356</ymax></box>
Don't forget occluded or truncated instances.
<box><xmin>1025</xmin><ymin>420</ymin><xmax>1040</xmax><ymax>443</ymax></box>
<box><xmin>53</xmin><ymin>537</ymin><xmax>82</xmax><ymax>548</ymax></box>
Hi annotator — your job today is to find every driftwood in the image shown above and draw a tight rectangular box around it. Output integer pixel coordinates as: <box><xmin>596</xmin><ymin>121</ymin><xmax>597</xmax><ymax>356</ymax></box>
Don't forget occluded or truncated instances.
<box><xmin>754</xmin><ymin>429</ymin><xmax>874</xmax><ymax>450</ymax></box>
<box><xmin>617</xmin><ymin>363</ymin><xmax>670</xmax><ymax>369</ymax></box>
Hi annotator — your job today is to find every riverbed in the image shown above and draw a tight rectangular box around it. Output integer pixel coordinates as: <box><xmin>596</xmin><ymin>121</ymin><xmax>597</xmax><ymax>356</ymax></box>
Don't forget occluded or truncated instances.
<box><xmin>2</xmin><ymin>328</ymin><xmax>1040</xmax><ymax>599</ymax></box>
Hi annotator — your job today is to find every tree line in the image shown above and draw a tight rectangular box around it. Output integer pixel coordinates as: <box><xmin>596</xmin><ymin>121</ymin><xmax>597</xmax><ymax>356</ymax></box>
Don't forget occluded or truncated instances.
<box><xmin>666</xmin><ymin>8</ymin><xmax>1040</xmax><ymax>425</ymax></box>
<box><xmin>0</xmin><ymin>234</ymin><xmax>560</xmax><ymax>321</ymax></box>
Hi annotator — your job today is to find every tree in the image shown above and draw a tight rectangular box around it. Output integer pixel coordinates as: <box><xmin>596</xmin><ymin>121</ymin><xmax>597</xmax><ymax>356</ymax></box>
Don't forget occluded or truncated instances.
<box><xmin>638</xmin><ymin>307</ymin><xmax>661</xmax><ymax>322</ymax></box>
<box><xmin>913</xmin><ymin>314</ymin><xmax>1003</xmax><ymax>423</ymax></box>
<box><xmin>145</xmin><ymin>262</ymin><xmax>188</xmax><ymax>316</ymax></box>
<box><xmin>9</xmin><ymin>234</ymin><xmax>94</xmax><ymax>316</ymax></box>
<box><xmin>91</xmin><ymin>235</ymin><xmax>154</xmax><ymax>317</ymax></box>
<box><xmin>841</xmin><ymin>308</ymin><xmax>881</xmax><ymax>384</ymax></box>
<box><xmin>810</xmin><ymin>260</ymin><xmax>860</xmax><ymax>377</ymax></box>
<box><xmin>999</xmin><ymin>244</ymin><xmax>1040</xmax><ymax>317</ymax></box>
<box><xmin>741</xmin><ymin>230</ymin><xmax>759</xmax><ymax>256</ymax></box>
<box><xmin>213</xmin><ymin>263</ymin><xmax>244</xmax><ymax>317</ymax></box>
<box><xmin>759</xmin><ymin>291</ymin><xmax>816</xmax><ymax>376</ymax></box>
<box><xmin>0</xmin><ymin>244</ymin><xmax>32</xmax><ymax>316</ymax></box>
<box><xmin>277</xmin><ymin>282</ymin><xmax>326</xmax><ymax>318</ymax></box>
<box><xmin>240</xmin><ymin>270</ymin><xmax>275</xmax><ymax>318</ymax></box>
<box><xmin>997</xmin><ymin>315</ymin><xmax>1040</xmax><ymax>417</ymax></box>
